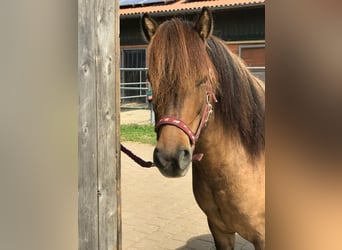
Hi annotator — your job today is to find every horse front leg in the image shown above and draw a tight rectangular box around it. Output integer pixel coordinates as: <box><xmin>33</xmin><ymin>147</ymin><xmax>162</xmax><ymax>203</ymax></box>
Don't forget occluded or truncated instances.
<box><xmin>252</xmin><ymin>238</ymin><xmax>265</xmax><ymax>250</ymax></box>
<box><xmin>208</xmin><ymin>219</ymin><xmax>235</xmax><ymax>250</ymax></box>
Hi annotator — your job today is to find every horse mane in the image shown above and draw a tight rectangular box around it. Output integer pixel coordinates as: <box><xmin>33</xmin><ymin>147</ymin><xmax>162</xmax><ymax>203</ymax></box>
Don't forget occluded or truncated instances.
<box><xmin>206</xmin><ymin>36</ymin><xmax>265</xmax><ymax>157</ymax></box>
<box><xmin>146</xmin><ymin>18</ymin><xmax>217</xmax><ymax>113</ymax></box>
<box><xmin>147</xmin><ymin>17</ymin><xmax>264</xmax><ymax>157</ymax></box>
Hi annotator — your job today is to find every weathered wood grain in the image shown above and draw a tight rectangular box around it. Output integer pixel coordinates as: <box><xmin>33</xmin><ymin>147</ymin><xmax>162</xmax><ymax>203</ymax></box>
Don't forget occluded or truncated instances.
<box><xmin>78</xmin><ymin>0</ymin><xmax>120</xmax><ymax>249</ymax></box>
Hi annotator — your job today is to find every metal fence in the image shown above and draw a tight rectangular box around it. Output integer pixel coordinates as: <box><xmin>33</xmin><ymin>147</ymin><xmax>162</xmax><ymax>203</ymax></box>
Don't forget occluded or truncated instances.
<box><xmin>120</xmin><ymin>68</ymin><xmax>149</xmax><ymax>108</ymax></box>
<box><xmin>248</xmin><ymin>66</ymin><xmax>265</xmax><ymax>83</ymax></box>
<box><xmin>120</xmin><ymin>67</ymin><xmax>265</xmax><ymax>108</ymax></box>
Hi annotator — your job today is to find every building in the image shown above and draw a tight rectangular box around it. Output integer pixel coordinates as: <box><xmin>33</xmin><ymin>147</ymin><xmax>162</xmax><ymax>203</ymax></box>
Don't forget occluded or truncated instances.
<box><xmin>120</xmin><ymin>0</ymin><xmax>265</xmax><ymax>105</ymax></box>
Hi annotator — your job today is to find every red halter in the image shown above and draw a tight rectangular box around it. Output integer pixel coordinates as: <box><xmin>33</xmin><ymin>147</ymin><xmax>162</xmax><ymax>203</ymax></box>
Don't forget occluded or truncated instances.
<box><xmin>155</xmin><ymin>83</ymin><xmax>218</xmax><ymax>161</ymax></box>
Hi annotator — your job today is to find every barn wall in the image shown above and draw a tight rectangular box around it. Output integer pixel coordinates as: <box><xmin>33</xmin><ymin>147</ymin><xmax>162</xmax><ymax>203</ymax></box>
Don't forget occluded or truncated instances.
<box><xmin>119</xmin><ymin>6</ymin><xmax>265</xmax><ymax>103</ymax></box>
<box><xmin>228</xmin><ymin>43</ymin><xmax>265</xmax><ymax>67</ymax></box>
<box><xmin>120</xmin><ymin>7</ymin><xmax>265</xmax><ymax>46</ymax></box>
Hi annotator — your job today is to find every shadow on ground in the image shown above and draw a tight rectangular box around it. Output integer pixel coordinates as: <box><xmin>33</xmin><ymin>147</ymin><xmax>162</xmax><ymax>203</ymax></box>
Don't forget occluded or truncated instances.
<box><xmin>176</xmin><ymin>234</ymin><xmax>215</xmax><ymax>250</ymax></box>
<box><xmin>176</xmin><ymin>233</ymin><xmax>255</xmax><ymax>250</ymax></box>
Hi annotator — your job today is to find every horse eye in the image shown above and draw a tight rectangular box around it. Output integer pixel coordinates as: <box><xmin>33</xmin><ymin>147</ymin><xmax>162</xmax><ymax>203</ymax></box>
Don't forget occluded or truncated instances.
<box><xmin>196</xmin><ymin>78</ymin><xmax>207</xmax><ymax>87</ymax></box>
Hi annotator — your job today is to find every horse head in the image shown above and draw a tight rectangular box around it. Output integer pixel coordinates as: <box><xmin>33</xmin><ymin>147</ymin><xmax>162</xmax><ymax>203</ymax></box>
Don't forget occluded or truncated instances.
<box><xmin>142</xmin><ymin>8</ymin><xmax>218</xmax><ymax>177</ymax></box>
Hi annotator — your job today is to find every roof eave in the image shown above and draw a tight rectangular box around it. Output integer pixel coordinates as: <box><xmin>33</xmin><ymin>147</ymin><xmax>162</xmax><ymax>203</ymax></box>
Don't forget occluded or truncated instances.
<box><xmin>120</xmin><ymin>2</ymin><xmax>265</xmax><ymax>19</ymax></box>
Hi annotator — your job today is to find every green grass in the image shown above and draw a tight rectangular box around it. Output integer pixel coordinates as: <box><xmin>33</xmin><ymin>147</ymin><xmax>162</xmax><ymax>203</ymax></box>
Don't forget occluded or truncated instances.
<box><xmin>120</xmin><ymin>124</ymin><xmax>156</xmax><ymax>145</ymax></box>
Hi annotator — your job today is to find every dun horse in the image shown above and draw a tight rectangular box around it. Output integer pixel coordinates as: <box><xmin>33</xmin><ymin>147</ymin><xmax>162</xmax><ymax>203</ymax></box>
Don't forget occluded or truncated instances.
<box><xmin>142</xmin><ymin>8</ymin><xmax>265</xmax><ymax>250</ymax></box>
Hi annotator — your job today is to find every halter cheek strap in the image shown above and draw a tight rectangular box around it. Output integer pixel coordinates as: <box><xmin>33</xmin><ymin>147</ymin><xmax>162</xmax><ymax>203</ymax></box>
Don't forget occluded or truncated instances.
<box><xmin>155</xmin><ymin>84</ymin><xmax>218</xmax><ymax>161</ymax></box>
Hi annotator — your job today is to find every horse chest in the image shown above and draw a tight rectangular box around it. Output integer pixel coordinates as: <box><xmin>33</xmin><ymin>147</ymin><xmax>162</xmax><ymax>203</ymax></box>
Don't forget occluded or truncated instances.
<box><xmin>192</xmin><ymin>163</ymin><xmax>261</xmax><ymax>233</ymax></box>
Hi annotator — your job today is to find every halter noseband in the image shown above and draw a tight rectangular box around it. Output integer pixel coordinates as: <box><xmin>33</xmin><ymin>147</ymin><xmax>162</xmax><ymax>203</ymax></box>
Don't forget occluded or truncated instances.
<box><xmin>155</xmin><ymin>83</ymin><xmax>218</xmax><ymax>161</ymax></box>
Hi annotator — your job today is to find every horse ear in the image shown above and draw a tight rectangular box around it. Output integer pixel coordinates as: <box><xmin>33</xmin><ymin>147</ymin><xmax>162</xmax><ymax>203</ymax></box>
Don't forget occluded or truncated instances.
<box><xmin>195</xmin><ymin>7</ymin><xmax>213</xmax><ymax>41</ymax></box>
<box><xmin>142</xmin><ymin>13</ymin><xmax>159</xmax><ymax>41</ymax></box>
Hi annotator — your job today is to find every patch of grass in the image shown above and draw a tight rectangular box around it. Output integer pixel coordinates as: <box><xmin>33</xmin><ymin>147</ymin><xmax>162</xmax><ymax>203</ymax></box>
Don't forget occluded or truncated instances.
<box><xmin>120</xmin><ymin>124</ymin><xmax>156</xmax><ymax>145</ymax></box>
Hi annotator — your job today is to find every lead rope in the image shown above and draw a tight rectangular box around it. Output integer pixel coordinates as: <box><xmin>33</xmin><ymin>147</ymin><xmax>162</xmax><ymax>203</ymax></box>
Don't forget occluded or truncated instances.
<box><xmin>120</xmin><ymin>143</ymin><xmax>154</xmax><ymax>168</ymax></box>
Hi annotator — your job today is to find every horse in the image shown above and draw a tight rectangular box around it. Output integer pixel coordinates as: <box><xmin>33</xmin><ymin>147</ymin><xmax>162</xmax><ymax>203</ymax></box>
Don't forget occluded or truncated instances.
<box><xmin>142</xmin><ymin>8</ymin><xmax>265</xmax><ymax>250</ymax></box>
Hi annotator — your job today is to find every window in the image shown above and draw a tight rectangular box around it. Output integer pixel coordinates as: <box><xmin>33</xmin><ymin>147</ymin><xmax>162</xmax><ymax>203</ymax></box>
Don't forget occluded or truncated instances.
<box><xmin>121</xmin><ymin>48</ymin><xmax>146</xmax><ymax>69</ymax></box>
<box><xmin>239</xmin><ymin>44</ymin><xmax>265</xmax><ymax>83</ymax></box>
<box><xmin>120</xmin><ymin>48</ymin><xmax>148</xmax><ymax>104</ymax></box>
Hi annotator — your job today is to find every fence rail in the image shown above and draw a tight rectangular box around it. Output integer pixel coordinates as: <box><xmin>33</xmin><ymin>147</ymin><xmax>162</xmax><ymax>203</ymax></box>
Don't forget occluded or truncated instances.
<box><xmin>120</xmin><ymin>68</ymin><xmax>149</xmax><ymax>105</ymax></box>
<box><xmin>120</xmin><ymin>66</ymin><xmax>265</xmax><ymax>107</ymax></box>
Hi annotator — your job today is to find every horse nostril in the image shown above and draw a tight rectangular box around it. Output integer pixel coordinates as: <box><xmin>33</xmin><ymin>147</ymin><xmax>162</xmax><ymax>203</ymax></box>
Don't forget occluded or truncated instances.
<box><xmin>153</xmin><ymin>148</ymin><xmax>162</xmax><ymax>167</ymax></box>
<box><xmin>153</xmin><ymin>147</ymin><xmax>192</xmax><ymax>177</ymax></box>
<box><xmin>177</xmin><ymin>148</ymin><xmax>191</xmax><ymax>170</ymax></box>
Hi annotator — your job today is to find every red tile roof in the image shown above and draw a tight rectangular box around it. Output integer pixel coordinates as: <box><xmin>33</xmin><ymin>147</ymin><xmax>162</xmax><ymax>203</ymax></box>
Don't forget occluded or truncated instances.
<box><xmin>120</xmin><ymin>0</ymin><xmax>265</xmax><ymax>17</ymax></box>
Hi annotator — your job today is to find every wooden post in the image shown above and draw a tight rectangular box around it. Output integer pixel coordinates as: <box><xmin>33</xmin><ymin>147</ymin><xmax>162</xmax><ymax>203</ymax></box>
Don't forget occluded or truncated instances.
<box><xmin>78</xmin><ymin>0</ymin><xmax>121</xmax><ymax>249</ymax></box>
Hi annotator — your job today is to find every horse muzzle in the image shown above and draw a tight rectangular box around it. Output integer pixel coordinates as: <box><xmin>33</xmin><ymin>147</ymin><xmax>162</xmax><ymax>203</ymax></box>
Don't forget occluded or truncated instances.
<box><xmin>153</xmin><ymin>146</ymin><xmax>192</xmax><ymax>177</ymax></box>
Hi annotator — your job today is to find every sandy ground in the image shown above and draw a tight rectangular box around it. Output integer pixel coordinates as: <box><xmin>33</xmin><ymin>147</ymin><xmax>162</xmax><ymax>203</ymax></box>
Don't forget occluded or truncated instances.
<box><xmin>121</xmin><ymin>141</ymin><xmax>254</xmax><ymax>250</ymax></box>
<box><xmin>120</xmin><ymin>109</ymin><xmax>153</xmax><ymax>125</ymax></box>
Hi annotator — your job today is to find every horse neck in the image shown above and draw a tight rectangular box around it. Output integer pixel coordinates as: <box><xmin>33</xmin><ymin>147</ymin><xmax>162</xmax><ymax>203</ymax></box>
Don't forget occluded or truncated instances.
<box><xmin>195</xmin><ymin>113</ymin><xmax>240</xmax><ymax>159</ymax></box>
<box><xmin>211</xmin><ymin>53</ymin><xmax>265</xmax><ymax>158</ymax></box>
<box><xmin>194</xmin><ymin>117</ymin><xmax>265</xmax><ymax>180</ymax></box>
<box><xmin>195</xmin><ymin>75</ymin><xmax>265</xmax><ymax>165</ymax></box>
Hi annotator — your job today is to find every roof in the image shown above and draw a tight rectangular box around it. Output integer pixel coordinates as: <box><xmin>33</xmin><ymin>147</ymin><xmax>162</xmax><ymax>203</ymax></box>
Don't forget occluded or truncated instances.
<box><xmin>120</xmin><ymin>0</ymin><xmax>265</xmax><ymax>17</ymax></box>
